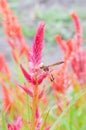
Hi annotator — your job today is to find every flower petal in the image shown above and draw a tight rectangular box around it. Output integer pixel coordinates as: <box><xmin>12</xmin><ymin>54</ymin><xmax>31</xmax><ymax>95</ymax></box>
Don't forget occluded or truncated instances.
<box><xmin>17</xmin><ymin>84</ymin><xmax>33</xmax><ymax>97</ymax></box>
<box><xmin>38</xmin><ymin>73</ymin><xmax>48</xmax><ymax>84</ymax></box>
<box><xmin>20</xmin><ymin>64</ymin><xmax>36</xmax><ymax>85</ymax></box>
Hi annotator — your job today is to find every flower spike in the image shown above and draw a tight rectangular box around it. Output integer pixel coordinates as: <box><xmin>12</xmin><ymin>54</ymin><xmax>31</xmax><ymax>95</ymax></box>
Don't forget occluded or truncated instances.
<box><xmin>71</xmin><ymin>12</ymin><xmax>81</xmax><ymax>33</ymax></box>
<box><xmin>30</xmin><ymin>22</ymin><xmax>45</xmax><ymax>66</ymax></box>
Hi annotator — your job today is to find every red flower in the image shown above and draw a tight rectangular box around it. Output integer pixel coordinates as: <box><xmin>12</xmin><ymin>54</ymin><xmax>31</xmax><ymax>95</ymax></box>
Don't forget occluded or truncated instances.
<box><xmin>2</xmin><ymin>84</ymin><xmax>12</xmax><ymax>113</ymax></box>
<box><xmin>55</xmin><ymin>35</ymin><xmax>73</xmax><ymax>61</ymax></box>
<box><xmin>7</xmin><ymin>117</ymin><xmax>22</xmax><ymax>130</ymax></box>
<box><xmin>20</xmin><ymin>22</ymin><xmax>48</xmax><ymax>86</ymax></box>
<box><xmin>48</xmin><ymin>64</ymin><xmax>69</xmax><ymax>93</ymax></box>
<box><xmin>0</xmin><ymin>53</ymin><xmax>10</xmax><ymax>82</ymax></box>
<box><xmin>55</xmin><ymin>12</ymin><xmax>82</xmax><ymax>61</ymax></box>
<box><xmin>55</xmin><ymin>12</ymin><xmax>86</xmax><ymax>86</ymax></box>
<box><xmin>70</xmin><ymin>50</ymin><xmax>86</xmax><ymax>85</ymax></box>
<box><xmin>71</xmin><ymin>12</ymin><xmax>82</xmax><ymax>34</ymax></box>
<box><xmin>0</xmin><ymin>0</ymin><xmax>30</xmax><ymax>63</ymax></box>
<box><xmin>71</xmin><ymin>12</ymin><xmax>82</xmax><ymax>49</ymax></box>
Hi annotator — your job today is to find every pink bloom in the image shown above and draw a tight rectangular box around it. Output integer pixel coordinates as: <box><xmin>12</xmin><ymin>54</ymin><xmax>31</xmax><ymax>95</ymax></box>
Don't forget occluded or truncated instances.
<box><xmin>44</xmin><ymin>126</ymin><xmax>51</xmax><ymax>130</ymax></box>
<box><xmin>0</xmin><ymin>53</ymin><xmax>10</xmax><ymax>82</ymax></box>
<box><xmin>70</xmin><ymin>50</ymin><xmax>86</xmax><ymax>85</ymax></box>
<box><xmin>71</xmin><ymin>12</ymin><xmax>82</xmax><ymax>34</ymax></box>
<box><xmin>48</xmin><ymin>64</ymin><xmax>69</xmax><ymax>93</ymax></box>
<box><xmin>55</xmin><ymin>12</ymin><xmax>82</xmax><ymax>61</ymax></box>
<box><xmin>55</xmin><ymin>35</ymin><xmax>73</xmax><ymax>60</ymax></box>
<box><xmin>55</xmin><ymin>12</ymin><xmax>86</xmax><ymax>86</ymax></box>
<box><xmin>30</xmin><ymin>22</ymin><xmax>45</xmax><ymax>66</ymax></box>
<box><xmin>0</xmin><ymin>0</ymin><xmax>30</xmax><ymax>63</ymax></box>
<box><xmin>20</xmin><ymin>22</ymin><xmax>48</xmax><ymax>86</ymax></box>
<box><xmin>7</xmin><ymin>117</ymin><xmax>22</xmax><ymax>130</ymax></box>
<box><xmin>55</xmin><ymin>35</ymin><xmax>68</xmax><ymax>53</ymax></box>
<box><xmin>71</xmin><ymin>12</ymin><xmax>82</xmax><ymax>50</ymax></box>
<box><xmin>2</xmin><ymin>84</ymin><xmax>12</xmax><ymax>113</ymax></box>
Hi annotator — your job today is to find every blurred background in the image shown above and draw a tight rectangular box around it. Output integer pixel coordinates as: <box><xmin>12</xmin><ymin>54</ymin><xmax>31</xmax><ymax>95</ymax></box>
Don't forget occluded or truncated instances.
<box><xmin>0</xmin><ymin>0</ymin><xmax>86</xmax><ymax>67</ymax></box>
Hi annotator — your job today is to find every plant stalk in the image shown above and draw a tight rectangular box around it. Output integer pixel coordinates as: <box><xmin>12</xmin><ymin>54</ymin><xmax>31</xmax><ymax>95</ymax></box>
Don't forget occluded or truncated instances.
<box><xmin>31</xmin><ymin>84</ymin><xmax>39</xmax><ymax>130</ymax></box>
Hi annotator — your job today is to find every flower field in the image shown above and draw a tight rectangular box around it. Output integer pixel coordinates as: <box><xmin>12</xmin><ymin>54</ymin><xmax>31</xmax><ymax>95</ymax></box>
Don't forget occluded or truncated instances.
<box><xmin>0</xmin><ymin>0</ymin><xmax>86</xmax><ymax>130</ymax></box>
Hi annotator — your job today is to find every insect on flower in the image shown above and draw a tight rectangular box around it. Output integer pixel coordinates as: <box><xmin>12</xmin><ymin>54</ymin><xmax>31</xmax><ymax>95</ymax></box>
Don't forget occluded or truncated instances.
<box><xmin>39</xmin><ymin>61</ymin><xmax>64</xmax><ymax>82</ymax></box>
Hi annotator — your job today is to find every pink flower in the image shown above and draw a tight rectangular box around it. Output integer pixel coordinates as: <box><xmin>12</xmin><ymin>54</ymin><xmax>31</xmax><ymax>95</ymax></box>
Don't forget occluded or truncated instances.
<box><xmin>0</xmin><ymin>0</ymin><xmax>30</xmax><ymax>63</ymax></box>
<box><xmin>2</xmin><ymin>84</ymin><xmax>12</xmax><ymax>113</ymax></box>
<box><xmin>20</xmin><ymin>22</ymin><xmax>48</xmax><ymax>85</ymax></box>
<box><xmin>70</xmin><ymin>50</ymin><xmax>86</xmax><ymax>85</ymax></box>
<box><xmin>0</xmin><ymin>53</ymin><xmax>10</xmax><ymax>82</ymax></box>
<box><xmin>30</xmin><ymin>22</ymin><xmax>45</xmax><ymax>66</ymax></box>
<box><xmin>71</xmin><ymin>12</ymin><xmax>82</xmax><ymax>49</ymax></box>
<box><xmin>48</xmin><ymin>64</ymin><xmax>69</xmax><ymax>93</ymax></box>
<box><xmin>55</xmin><ymin>12</ymin><xmax>86</xmax><ymax>86</ymax></box>
<box><xmin>55</xmin><ymin>12</ymin><xmax>82</xmax><ymax>61</ymax></box>
<box><xmin>19</xmin><ymin>23</ymin><xmax>48</xmax><ymax>129</ymax></box>
<box><xmin>71</xmin><ymin>12</ymin><xmax>82</xmax><ymax>34</ymax></box>
<box><xmin>7</xmin><ymin>117</ymin><xmax>22</xmax><ymax>130</ymax></box>
<box><xmin>55</xmin><ymin>35</ymin><xmax>73</xmax><ymax>60</ymax></box>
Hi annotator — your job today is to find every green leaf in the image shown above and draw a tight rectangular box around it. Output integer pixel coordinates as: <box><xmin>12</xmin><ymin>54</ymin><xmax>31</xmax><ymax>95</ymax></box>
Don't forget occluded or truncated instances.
<box><xmin>2</xmin><ymin>111</ymin><xmax>7</xmax><ymax>130</ymax></box>
<box><xmin>50</xmin><ymin>88</ymin><xmax>86</xmax><ymax>130</ymax></box>
<box><xmin>40</xmin><ymin>109</ymin><xmax>50</xmax><ymax>130</ymax></box>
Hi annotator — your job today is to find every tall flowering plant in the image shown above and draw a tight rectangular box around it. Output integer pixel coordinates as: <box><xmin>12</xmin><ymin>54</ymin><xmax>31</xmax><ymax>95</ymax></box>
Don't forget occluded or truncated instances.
<box><xmin>0</xmin><ymin>0</ymin><xmax>30</xmax><ymax>64</ymax></box>
<box><xmin>47</xmin><ymin>12</ymin><xmax>86</xmax><ymax>114</ymax></box>
<box><xmin>55</xmin><ymin>12</ymin><xmax>86</xmax><ymax>87</ymax></box>
<box><xmin>0</xmin><ymin>1</ymin><xmax>50</xmax><ymax>129</ymax></box>
<box><xmin>20</xmin><ymin>22</ymin><xmax>50</xmax><ymax>130</ymax></box>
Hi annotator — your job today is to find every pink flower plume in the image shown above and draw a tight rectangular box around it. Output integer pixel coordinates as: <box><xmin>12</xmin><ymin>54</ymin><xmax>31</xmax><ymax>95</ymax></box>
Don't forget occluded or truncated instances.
<box><xmin>71</xmin><ymin>12</ymin><xmax>81</xmax><ymax>33</ymax></box>
<box><xmin>30</xmin><ymin>22</ymin><xmax>45</xmax><ymax>66</ymax></box>
<box><xmin>71</xmin><ymin>12</ymin><xmax>82</xmax><ymax>47</ymax></box>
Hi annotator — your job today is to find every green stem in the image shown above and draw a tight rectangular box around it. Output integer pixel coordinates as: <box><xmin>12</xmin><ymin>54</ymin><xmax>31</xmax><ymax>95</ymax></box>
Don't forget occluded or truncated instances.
<box><xmin>31</xmin><ymin>84</ymin><xmax>39</xmax><ymax>130</ymax></box>
<box><xmin>26</xmin><ymin>94</ymin><xmax>30</xmax><ymax>121</ymax></box>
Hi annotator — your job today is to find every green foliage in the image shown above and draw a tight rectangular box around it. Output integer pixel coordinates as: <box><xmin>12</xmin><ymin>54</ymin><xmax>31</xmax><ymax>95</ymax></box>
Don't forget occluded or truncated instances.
<box><xmin>2</xmin><ymin>112</ymin><xmax>7</xmax><ymax>130</ymax></box>
<box><xmin>50</xmin><ymin>88</ymin><xmax>86</xmax><ymax>130</ymax></box>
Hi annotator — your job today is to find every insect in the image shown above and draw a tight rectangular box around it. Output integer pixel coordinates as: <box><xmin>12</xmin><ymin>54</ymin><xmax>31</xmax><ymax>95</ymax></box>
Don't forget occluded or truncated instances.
<box><xmin>39</xmin><ymin>61</ymin><xmax>64</xmax><ymax>82</ymax></box>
